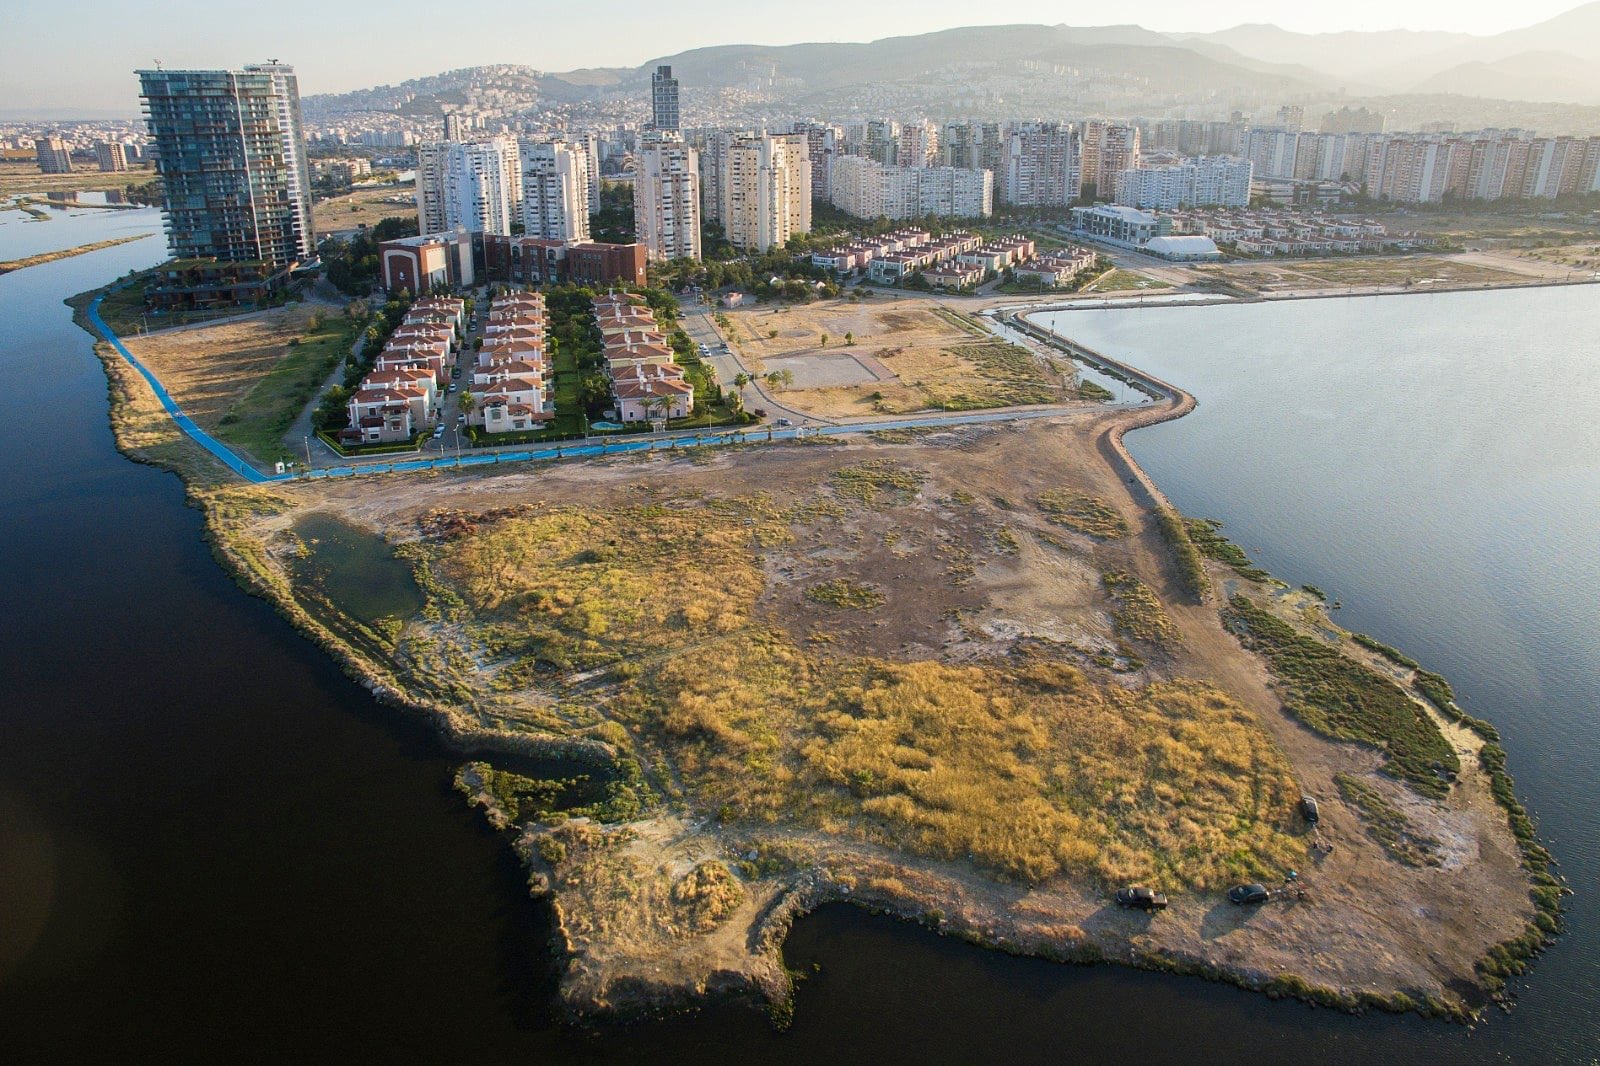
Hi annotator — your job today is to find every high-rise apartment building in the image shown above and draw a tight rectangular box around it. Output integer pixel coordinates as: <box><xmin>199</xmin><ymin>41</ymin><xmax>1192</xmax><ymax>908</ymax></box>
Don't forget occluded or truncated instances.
<box><xmin>897</xmin><ymin>120</ymin><xmax>939</xmax><ymax>168</ymax></box>
<box><xmin>845</xmin><ymin>119</ymin><xmax>900</xmax><ymax>166</ymax></box>
<box><xmin>519</xmin><ymin>139</ymin><xmax>591</xmax><ymax>243</ymax></box>
<box><xmin>634</xmin><ymin>140</ymin><xmax>701</xmax><ymax>260</ymax></box>
<box><xmin>1000</xmin><ymin>122</ymin><xmax>1079</xmax><ymax>207</ymax></box>
<box><xmin>697</xmin><ymin>128</ymin><xmax>750</xmax><ymax>224</ymax></box>
<box><xmin>137</xmin><ymin>64</ymin><xmax>316</xmax><ymax>266</ymax></box>
<box><xmin>1113</xmin><ymin>157</ymin><xmax>1253</xmax><ymax>210</ymax></box>
<box><xmin>723</xmin><ymin>134</ymin><xmax>811</xmax><ymax>252</ymax></box>
<box><xmin>830</xmin><ymin>156</ymin><xmax>992</xmax><ymax>220</ymax></box>
<box><xmin>36</xmin><ymin>135</ymin><xmax>73</xmax><ymax>174</ymax></box>
<box><xmin>651</xmin><ymin>65</ymin><xmax>680</xmax><ymax>132</ymax></box>
<box><xmin>1081</xmin><ymin>121</ymin><xmax>1141</xmax><ymax>199</ymax></box>
<box><xmin>416</xmin><ymin>138</ymin><xmax>522</xmax><ymax>236</ymax></box>
<box><xmin>940</xmin><ymin>122</ymin><xmax>1004</xmax><ymax>173</ymax></box>
<box><xmin>94</xmin><ymin>141</ymin><xmax>129</xmax><ymax>172</ymax></box>
<box><xmin>787</xmin><ymin>121</ymin><xmax>841</xmax><ymax>200</ymax></box>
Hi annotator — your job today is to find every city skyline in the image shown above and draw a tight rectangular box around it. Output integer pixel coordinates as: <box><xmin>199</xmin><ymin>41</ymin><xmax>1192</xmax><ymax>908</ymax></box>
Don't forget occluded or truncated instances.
<box><xmin>2</xmin><ymin>0</ymin><xmax>1593</xmax><ymax>114</ymax></box>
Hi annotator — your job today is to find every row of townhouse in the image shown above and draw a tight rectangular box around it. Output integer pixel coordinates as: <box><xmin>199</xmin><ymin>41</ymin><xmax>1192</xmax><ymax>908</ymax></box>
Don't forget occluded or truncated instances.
<box><xmin>809</xmin><ymin>228</ymin><xmax>935</xmax><ymax>273</ymax></box>
<box><xmin>342</xmin><ymin>297</ymin><xmax>466</xmax><ymax>445</ymax></box>
<box><xmin>1013</xmin><ymin>244</ymin><xmax>1097</xmax><ymax>287</ymax></box>
<box><xmin>470</xmin><ymin>293</ymin><xmax>553</xmax><ymax>435</ymax></box>
<box><xmin>866</xmin><ymin>232</ymin><xmax>988</xmax><ymax>284</ymax></box>
<box><xmin>593</xmin><ymin>293</ymin><xmax>694</xmax><ymax>422</ymax></box>
<box><xmin>925</xmin><ymin>235</ymin><xmax>1040</xmax><ymax>289</ymax></box>
<box><xmin>1167</xmin><ymin>208</ymin><xmax>1416</xmax><ymax>256</ymax></box>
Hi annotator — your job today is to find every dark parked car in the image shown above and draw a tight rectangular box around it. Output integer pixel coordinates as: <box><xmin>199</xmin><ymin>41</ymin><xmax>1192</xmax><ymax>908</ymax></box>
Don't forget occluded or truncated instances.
<box><xmin>1300</xmin><ymin>796</ymin><xmax>1320</xmax><ymax>824</ymax></box>
<box><xmin>1115</xmin><ymin>886</ymin><xmax>1169</xmax><ymax>911</ymax></box>
<box><xmin>1228</xmin><ymin>883</ymin><xmax>1271</xmax><ymax>906</ymax></box>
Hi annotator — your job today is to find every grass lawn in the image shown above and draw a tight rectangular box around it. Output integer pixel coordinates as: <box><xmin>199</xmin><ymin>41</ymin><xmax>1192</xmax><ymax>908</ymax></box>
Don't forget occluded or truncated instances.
<box><xmin>1084</xmin><ymin>268</ymin><xmax>1169</xmax><ymax>293</ymax></box>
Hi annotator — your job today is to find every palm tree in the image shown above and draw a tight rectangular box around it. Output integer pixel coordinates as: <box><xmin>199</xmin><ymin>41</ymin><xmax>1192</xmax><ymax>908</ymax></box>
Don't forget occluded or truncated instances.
<box><xmin>646</xmin><ymin>391</ymin><xmax>673</xmax><ymax>428</ymax></box>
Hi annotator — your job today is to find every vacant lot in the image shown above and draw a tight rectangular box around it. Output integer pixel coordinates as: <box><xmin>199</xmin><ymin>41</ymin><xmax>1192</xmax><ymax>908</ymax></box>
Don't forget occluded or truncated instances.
<box><xmin>725</xmin><ymin>297</ymin><xmax>1069</xmax><ymax>417</ymax></box>
<box><xmin>313</xmin><ymin>183</ymin><xmax>417</xmax><ymax>235</ymax></box>
<box><xmin>1084</xmin><ymin>268</ymin><xmax>1170</xmax><ymax>293</ymax></box>
<box><xmin>1202</xmin><ymin>255</ymin><xmax>1537</xmax><ymax>293</ymax></box>
<box><xmin>216</xmin><ymin>414</ymin><xmax>1533</xmax><ymax>1018</ymax></box>
<box><xmin>121</xmin><ymin>303</ymin><xmax>356</xmax><ymax>463</ymax></box>
<box><xmin>0</xmin><ymin>163</ymin><xmax>155</xmax><ymax>199</ymax></box>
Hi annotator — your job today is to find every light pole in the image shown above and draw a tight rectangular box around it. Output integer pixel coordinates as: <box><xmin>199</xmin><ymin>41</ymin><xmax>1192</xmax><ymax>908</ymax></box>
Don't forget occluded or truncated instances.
<box><xmin>303</xmin><ymin>435</ymin><xmax>312</xmax><ymax>469</ymax></box>
<box><xmin>453</xmin><ymin>426</ymin><xmax>462</xmax><ymax>465</ymax></box>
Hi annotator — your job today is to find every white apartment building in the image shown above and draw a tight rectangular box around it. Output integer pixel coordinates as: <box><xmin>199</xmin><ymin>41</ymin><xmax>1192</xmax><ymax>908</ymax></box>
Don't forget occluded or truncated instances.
<box><xmin>698</xmin><ymin>128</ymin><xmax>749</xmax><ymax>225</ymax></box>
<box><xmin>518</xmin><ymin>139</ymin><xmax>591</xmax><ymax>243</ymax></box>
<box><xmin>723</xmin><ymin>134</ymin><xmax>812</xmax><ymax>252</ymax></box>
<box><xmin>1114</xmin><ymin>157</ymin><xmax>1253</xmax><ymax>210</ymax></box>
<box><xmin>416</xmin><ymin>138</ymin><xmax>522</xmax><ymax>236</ymax></box>
<box><xmin>1001</xmin><ymin>122</ymin><xmax>1080</xmax><ymax>207</ymax></box>
<box><xmin>897</xmin><ymin>120</ymin><xmax>939</xmax><ymax>168</ymax></box>
<box><xmin>830</xmin><ymin>156</ymin><xmax>992</xmax><ymax>220</ymax></box>
<box><xmin>1245</xmin><ymin>128</ymin><xmax>1301</xmax><ymax>181</ymax></box>
<box><xmin>634</xmin><ymin>138</ymin><xmax>701</xmax><ymax>261</ymax></box>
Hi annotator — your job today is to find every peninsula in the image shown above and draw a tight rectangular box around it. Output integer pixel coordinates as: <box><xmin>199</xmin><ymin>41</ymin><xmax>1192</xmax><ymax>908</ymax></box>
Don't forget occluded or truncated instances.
<box><xmin>72</xmin><ymin>283</ymin><xmax>1559</xmax><ymax>1024</ymax></box>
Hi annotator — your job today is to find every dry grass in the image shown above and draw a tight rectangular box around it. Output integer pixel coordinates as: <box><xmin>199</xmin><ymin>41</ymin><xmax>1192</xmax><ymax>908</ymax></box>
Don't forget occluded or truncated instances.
<box><xmin>1035</xmin><ymin>490</ymin><xmax>1128</xmax><ymax>539</ymax></box>
<box><xmin>729</xmin><ymin>298</ymin><xmax>1062</xmax><ymax>417</ymax></box>
<box><xmin>0</xmin><ymin>163</ymin><xmax>155</xmax><ymax>197</ymax></box>
<box><xmin>407</xmin><ymin>487</ymin><xmax>1305</xmax><ymax>890</ymax></box>
<box><xmin>121</xmin><ymin>302</ymin><xmax>354</xmax><ymax>463</ymax></box>
<box><xmin>312</xmin><ymin>183</ymin><xmax>417</xmax><ymax>235</ymax></box>
<box><xmin>829</xmin><ymin>459</ymin><xmax>927</xmax><ymax>507</ymax></box>
<box><xmin>1102</xmin><ymin>570</ymin><xmax>1179</xmax><ymax>649</ymax></box>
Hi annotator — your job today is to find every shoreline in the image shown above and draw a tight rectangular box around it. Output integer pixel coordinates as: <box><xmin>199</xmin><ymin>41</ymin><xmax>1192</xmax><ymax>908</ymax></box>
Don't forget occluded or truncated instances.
<box><xmin>68</xmin><ymin>274</ymin><xmax>1560</xmax><ymax>1027</ymax></box>
<box><xmin>991</xmin><ymin>272</ymin><xmax>1600</xmax><ymax>316</ymax></box>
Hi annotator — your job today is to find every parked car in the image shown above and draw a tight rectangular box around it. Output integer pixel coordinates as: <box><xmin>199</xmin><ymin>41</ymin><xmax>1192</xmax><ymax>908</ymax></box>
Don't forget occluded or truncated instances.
<box><xmin>754</xmin><ymin>408</ymin><xmax>768</xmax><ymax>418</ymax></box>
<box><xmin>776</xmin><ymin>418</ymin><xmax>793</xmax><ymax>427</ymax></box>
<box><xmin>1300</xmin><ymin>796</ymin><xmax>1320</xmax><ymax>825</ymax></box>
<box><xmin>1114</xmin><ymin>886</ymin><xmax>1169</xmax><ymax>911</ymax></box>
<box><xmin>1228</xmin><ymin>883</ymin><xmax>1271</xmax><ymax>906</ymax></box>
<box><xmin>432</xmin><ymin>425</ymin><xmax>444</xmax><ymax>439</ymax></box>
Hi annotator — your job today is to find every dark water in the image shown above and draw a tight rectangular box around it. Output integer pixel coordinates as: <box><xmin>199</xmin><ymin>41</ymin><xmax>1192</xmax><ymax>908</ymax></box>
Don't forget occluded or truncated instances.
<box><xmin>2</xmin><ymin>206</ymin><xmax>1595</xmax><ymax>1063</ymax></box>
<box><xmin>290</xmin><ymin>512</ymin><xmax>425</xmax><ymax>626</ymax></box>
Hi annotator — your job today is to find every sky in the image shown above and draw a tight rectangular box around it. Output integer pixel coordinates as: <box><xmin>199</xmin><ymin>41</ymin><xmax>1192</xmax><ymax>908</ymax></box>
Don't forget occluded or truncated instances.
<box><xmin>1</xmin><ymin>0</ymin><xmax>1590</xmax><ymax>114</ymax></box>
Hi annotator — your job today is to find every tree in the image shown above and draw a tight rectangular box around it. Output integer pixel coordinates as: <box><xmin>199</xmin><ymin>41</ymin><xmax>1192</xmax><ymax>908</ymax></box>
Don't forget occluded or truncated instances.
<box><xmin>819</xmin><ymin>333</ymin><xmax>828</xmax><ymax>348</ymax></box>
<box><xmin>580</xmin><ymin>373</ymin><xmax>612</xmax><ymax>409</ymax></box>
<box><xmin>734</xmin><ymin>372</ymin><xmax>750</xmax><ymax>389</ymax></box>
<box><xmin>457</xmin><ymin>391</ymin><xmax>476</xmax><ymax>422</ymax></box>
<box><xmin>844</xmin><ymin>331</ymin><xmax>854</xmax><ymax>345</ymax></box>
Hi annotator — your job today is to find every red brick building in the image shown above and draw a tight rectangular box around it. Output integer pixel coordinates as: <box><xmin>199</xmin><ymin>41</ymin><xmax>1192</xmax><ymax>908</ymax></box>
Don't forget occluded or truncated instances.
<box><xmin>567</xmin><ymin>242</ymin><xmax>648</xmax><ymax>287</ymax></box>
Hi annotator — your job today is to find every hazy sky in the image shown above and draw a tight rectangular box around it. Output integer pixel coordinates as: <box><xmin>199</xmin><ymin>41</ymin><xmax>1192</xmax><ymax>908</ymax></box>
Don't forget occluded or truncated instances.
<box><xmin>2</xmin><ymin>0</ymin><xmax>1588</xmax><ymax>113</ymax></box>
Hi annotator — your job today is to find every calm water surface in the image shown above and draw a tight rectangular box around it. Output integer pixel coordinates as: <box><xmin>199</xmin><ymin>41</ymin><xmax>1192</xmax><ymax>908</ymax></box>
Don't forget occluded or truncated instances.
<box><xmin>2</xmin><ymin>205</ymin><xmax>1595</xmax><ymax>1063</ymax></box>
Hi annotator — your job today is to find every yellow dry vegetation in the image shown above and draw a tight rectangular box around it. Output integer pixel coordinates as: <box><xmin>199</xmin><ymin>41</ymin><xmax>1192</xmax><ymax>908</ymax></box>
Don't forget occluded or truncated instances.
<box><xmin>423</xmin><ymin>493</ymin><xmax>1306</xmax><ymax>891</ymax></box>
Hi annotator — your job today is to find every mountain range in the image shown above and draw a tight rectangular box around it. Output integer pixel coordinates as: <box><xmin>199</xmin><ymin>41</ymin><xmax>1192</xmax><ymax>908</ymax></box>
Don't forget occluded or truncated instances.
<box><xmin>303</xmin><ymin>3</ymin><xmax>1600</xmax><ymax>121</ymax></box>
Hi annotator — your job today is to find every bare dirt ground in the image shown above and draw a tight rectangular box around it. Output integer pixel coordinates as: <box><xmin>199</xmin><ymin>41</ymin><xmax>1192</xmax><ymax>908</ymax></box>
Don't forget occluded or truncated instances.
<box><xmin>721</xmin><ymin>297</ymin><xmax>1072</xmax><ymax>418</ymax></box>
<box><xmin>221</xmin><ymin>406</ymin><xmax>1533</xmax><ymax>1020</ymax></box>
